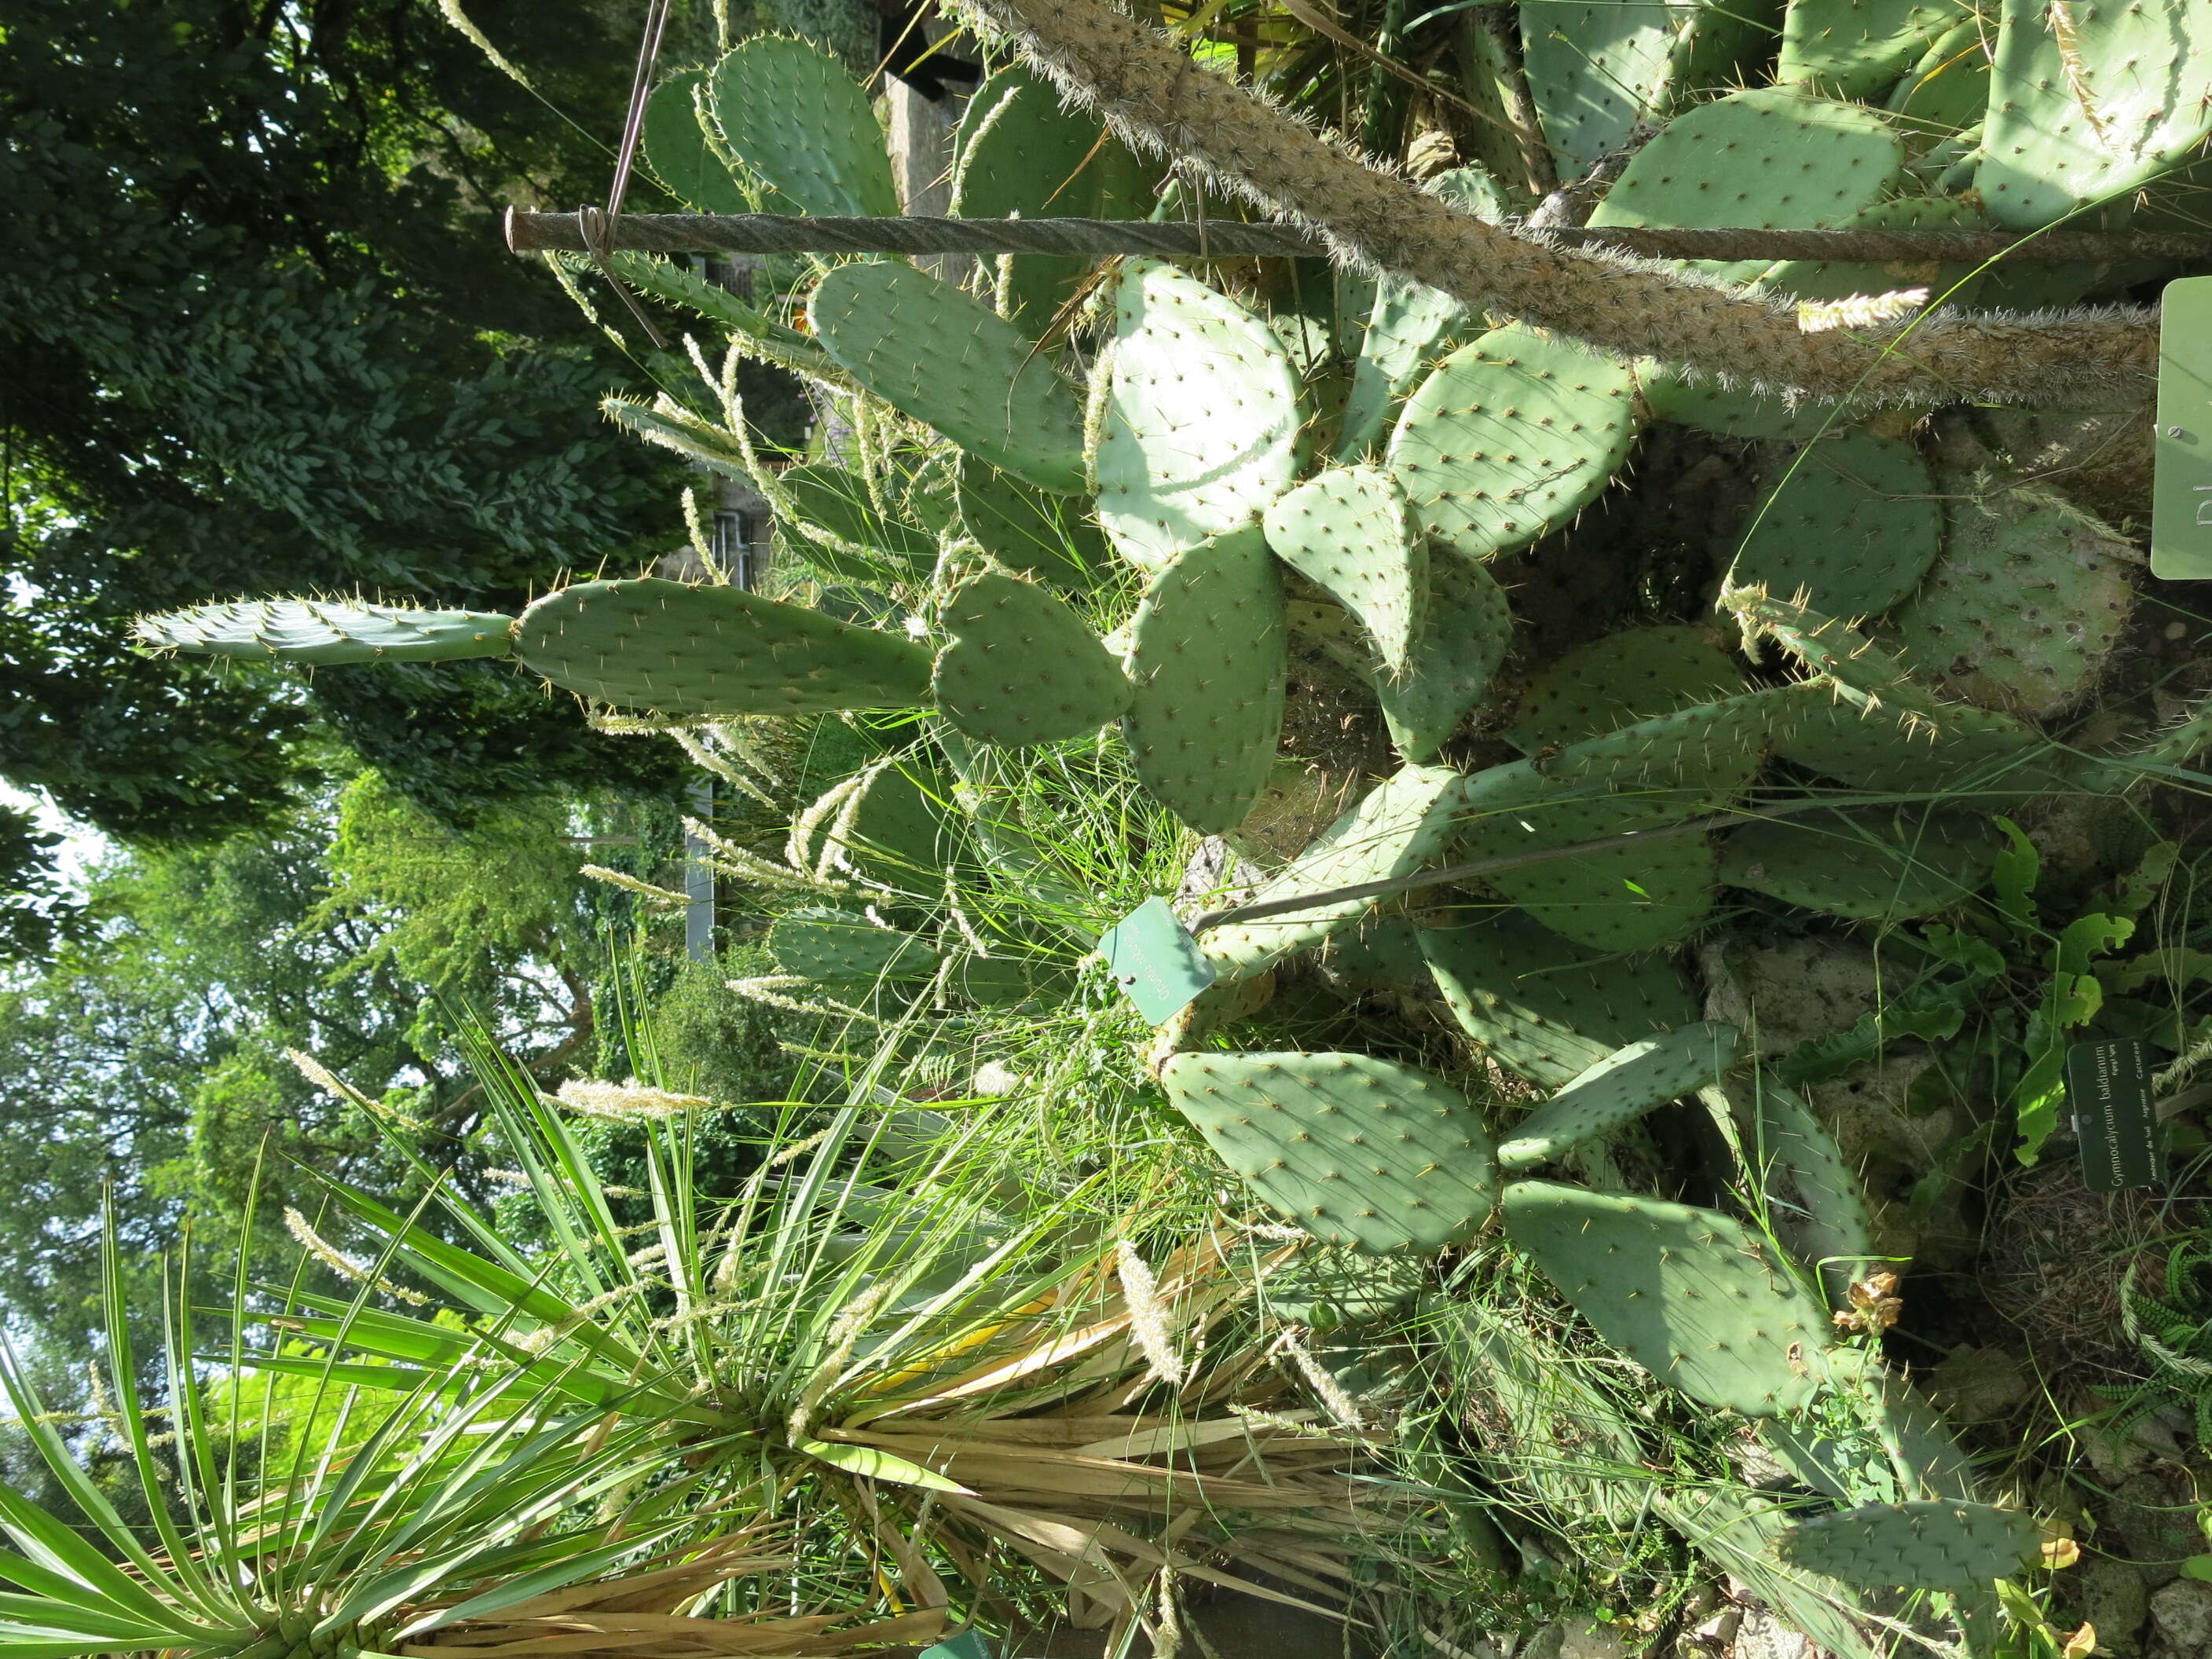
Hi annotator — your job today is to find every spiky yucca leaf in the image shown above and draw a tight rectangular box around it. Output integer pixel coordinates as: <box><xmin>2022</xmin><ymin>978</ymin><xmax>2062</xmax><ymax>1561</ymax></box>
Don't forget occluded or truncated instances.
<box><xmin>255</xmin><ymin>1028</ymin><xmax>1407</xmax><ymax>1641</ymax></box>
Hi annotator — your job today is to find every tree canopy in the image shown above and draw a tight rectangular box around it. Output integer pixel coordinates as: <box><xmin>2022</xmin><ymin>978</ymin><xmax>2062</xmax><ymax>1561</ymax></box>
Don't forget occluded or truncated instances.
<box><xmin>0</xmin><ymin>0</ymin><xmax>705</xmax><ymax>936</ymax></box>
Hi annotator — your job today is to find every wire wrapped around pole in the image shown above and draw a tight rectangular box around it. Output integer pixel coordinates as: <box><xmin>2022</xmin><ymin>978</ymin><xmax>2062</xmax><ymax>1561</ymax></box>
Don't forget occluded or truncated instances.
<box><xmin>504</xmin><ymin>207</ymin><xmax>2212</xmax><ymax>266</ymax></box>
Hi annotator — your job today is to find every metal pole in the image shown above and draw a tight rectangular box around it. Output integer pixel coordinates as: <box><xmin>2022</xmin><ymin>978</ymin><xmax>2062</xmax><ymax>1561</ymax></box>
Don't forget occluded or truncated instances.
<box><xmin>505</xmin><ymin>207</ymin><xmax>2212</xmax><ymax>266</ymax></box>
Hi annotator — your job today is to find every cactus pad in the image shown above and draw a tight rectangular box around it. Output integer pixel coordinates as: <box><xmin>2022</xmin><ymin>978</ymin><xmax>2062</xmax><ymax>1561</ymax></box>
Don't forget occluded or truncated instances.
<box><xmin>954</xmin><ymin>456</ymin><xmax>1108</xmax><ymax>589</ymax></box>
<box><xmin>1382</xmin><ymin>560</ymin><xmax>1513</xmax><ymax>763</ymax></box>
<box><xmin>134</xmin><ymin>599</ymin><xmax>513</xmax><ymax>665</ymax></box>
<box><xmin>1745</xmin><ymin>1075</ymin><xmax>1877</xmax><ymax>1305</ymax></box>
<box><xmin>1885</xmin><ymin>483</ymin><xmax>2136</xmax><ymax>719</ymax></box>
<box><xmin>1388</xmin><ymin>325</ymin><xmax>1640</xmax><ymax>563</ymax></box>
<box><xmin>642</xmin><ymin>71</ymin><xmax>749</xmax><ymax>214</ymax></box>
<box><xmin>1498</xmin><ymin>1023</ymin><xmax>1741</xmax><ymax>1170</ymax></box>
<box><xmin>1774</xmin><ymin>1500</ymin><xmax>2043</xmax><ymax>1591</ymax></box>
<box><xmin>778</xmin><ymin>463</ymin><xmax>940</xmax><ymax>579</ymax></box>
<box><xmin>514</xmin><ymin>579</ymin><xmax>932</xmax><ymax>716</ymax></box>
<box><xmin>1507</xmin><ymin>624</ymin><xmax>1746</xmax><ymax>751</ymax></box>
<box><xmin>951</xmin><ymin>66</ymin><xmax>1153</xmax><ymax>329</ymax></box>
<box><xmin>708</xmin><ymin>35</ymin><xmax>899</xmax><ymax>219</ymax></box>
<box><xmin>1163</xmin><ymin>1050</ymin><xmax>1498</xmax><ymax>1254</ymax></box>
<box><xmin>819</xmin><ymin>755</ymin><xmax>956</xmax><ymax>892</ymax></box>
<box><xmin>1199</xmin><ymin>764</ymin><xmax>1463</xmax><ymax>980</ymax></box>
<box><xmin>933</xmin><ymin>572</ymin><xmax>1130</xmax><ymax>745</ymax></box>
<box><xmin>1719</xmin><ymin>808</ymin><xmax>1993</xmax><ymax>921</ymax></box>
<box><xmin>1121</xmin><ymin>528</ymin><xmax>1287</xmax><ymax>834</ymax></box>
<box><xmin>1635</xmin><ymin>364</ymin><xmax>1841</xmax><ymax>441</ymax></box>
<box><xmin>1420</xmin><ymin>913</ymin><xmax>1699</xmax><ymax>1087</ymax></box>
<box><xmin>768</xmin><ymin>908</ymin><xmax>933</xmax><ymax>986</ymax></box>
<box><xmin>1264</xmin><ymin>467</ymin><xmax>1427</xmax><ymax>676</ymax></box>
<box><xmin>1501</xmin><ymin>1181</ymin><xmax>1833</xmax><ymax>1415</ymax></box>
<box><xmin>808</xmin><ymin>262</ymin><xmax>1087</xmax><ymax>494</ymax></box>
<box><xmin>1777</xmin><ymin>0</ymin><xmax>1976</xmax><ymax>100</ymax></box>
<box><xmin>1097</xmin><ymin>262</ymin><xmax>1302</xmax><ymax>569</ymax></box>
<box><xmin>1980</xmin><ymin>0</ymin><xmax>2212</xmax><ymax>229</ymax></box>
<box><xmin>1450</xmin><ymin>696</ymin><xmax>1779</xmax><ymax>950</ymax></box>
<box><xmin>1587</xmin><ymin>89</ymin><xmax>1905</xmax><ymax>287</ymax></box>
<box><xmin>1776</xmin><ymin>688</ymin><xmax>2054</xmax><ymax>795</ymax></box>
<box><xmin>1520</xmin><ymin>1</ymin><xmax>1778</xmax><ymax>175</ymax></box>
<box><xmin>1337</xmin><ymin>169</ymin><xmax>1503</xmax><ymax>459</ymax></box>
<box><xmin>1729</xmin><ymin>429</ymin><xmax>1942</xmax><ymax>618</ymax></box>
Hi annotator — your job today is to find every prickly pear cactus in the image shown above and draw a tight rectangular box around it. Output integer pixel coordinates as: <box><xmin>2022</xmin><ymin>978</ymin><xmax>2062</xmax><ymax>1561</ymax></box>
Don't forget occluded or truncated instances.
<box><xmin>1777</xmin><ymin>0</ymin><xmax>1976</xmax><ymax>101</ymax></box>
<box><xmin>1497</xmin><ymin>1022</ymin><xmax>1741</xmax><ymax>1170</ymax></box>
<box><xmin>1387</xmin><ymin>324</ymin><xmax>1640</xmax><ymax>564</ymax></box>
<box><xmin>514</xmin><ymin>579</ymin><xmax>934</xmax><ymax>717</ymax></box>
<box><xmin>1120</xmin><ymin>528</ymin><xmax>1287</xmax><ymax>835</ymax></box>
<box><xmin>1979</xmin><ymin>0</ymin><xmax>2212</xmax><ymax>228</ymax></box>
<box><xmin>133</xmin><ymin>599</ymin><xmax>513</xmax><ymax>665</ymax></box>
<box><xmin>1199</xmin><ymin>764</ymin><xmax>1464</xmax><ymax>979</ymax></box>
<box><xmin>933</xmin><ymin>571</ymin><xmax>1131</xmax><ymax>745</ymax></box>
<box><xmin>642</xmin><ymin>70</ymin><xmax>750</xmax><ymax>214</ymax></box>
<box><xmin>808</xmin><ymin>263</ymin><xmax>1088</xmax><ymax>493</ymax></box>
<box><xmin>1884</xmin><ymin>478</ymin><xmax>2137</xmax><ymax>718</ymax></box>
<box><xmin>1502</xmin><ymin>1181</ymin><xmax>1834</xmax><ymax>1415</ymax></box>
<box><xmin>1163</xmin><ymin>1050</ymin><xmax>1498</xmax><ymax>1254</ymax></box>
<box><xmin>1263</xmin><ymin>466</ymin><xmax>1426</xmax><ymax>676</ymax></box>
<box><xmin>1097</xmin><ymin>261</ymin><xmax>1302</xmax><ymax>569</ymax></box>
<box><xmin>1587</xmin><ymin>86</ymin><xmax>1905</xmax><ymax>286</ymax></box>
<box><xmin>1774</xmin><ymin>1500</ymin><xmax>2044</xmax><ymax>1590</ymax></box>
<box><xmin>1507</xmin><ymin>624</ymin><xmax>1746</xmax><ymax>751</ymax></box>
<box><xmin>1421</xmin><ymin>914</ymin><xmax>1701</xmax><ymax>1087</ymax></box>
<box><xmin>708</xmin><ymin>35</ymin><xmax>900</xmax><ymax>218</ymax></box>
<box><xmin>954</xmin><ymin>455</ymin><xmax>1109</xmax><ymax>590</ymax></box>
<box><xmin>1729</xmin><ymin>429</ymin><xmax>1943</xmax><ymax>618</ymax></box>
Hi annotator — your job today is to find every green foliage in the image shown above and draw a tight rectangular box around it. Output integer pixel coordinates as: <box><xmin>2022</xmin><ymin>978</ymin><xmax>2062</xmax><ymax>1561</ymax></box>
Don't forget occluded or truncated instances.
<box><xmin>0</xmin><ymin>0</ymin><xmax>683</xmax><ymax>898</ymax></box>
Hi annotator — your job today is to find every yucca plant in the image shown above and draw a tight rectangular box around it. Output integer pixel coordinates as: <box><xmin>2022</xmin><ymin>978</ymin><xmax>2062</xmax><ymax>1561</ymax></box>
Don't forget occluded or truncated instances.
<box><xmin>0</xmin><ymin>1190</ymin><xmax>917</xmax><ymax>1659</ymax></box>
<box><xmin>251</xmin><ymin>1027</ymin><xmax>1406</xmax><ymax>1648</ymax></box>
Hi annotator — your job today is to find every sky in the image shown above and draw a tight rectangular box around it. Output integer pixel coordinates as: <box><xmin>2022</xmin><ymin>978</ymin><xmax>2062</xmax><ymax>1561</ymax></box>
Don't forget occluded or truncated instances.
<box><xmin>2</xmin><ymin>782</ymin><xmax>114</xmax><ymax>896</ymax></box>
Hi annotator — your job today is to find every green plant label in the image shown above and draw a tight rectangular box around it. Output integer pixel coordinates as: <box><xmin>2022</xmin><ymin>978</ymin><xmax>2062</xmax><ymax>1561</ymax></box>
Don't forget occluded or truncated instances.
<box><xmin>2154</xmin><ymin>276</ymin><xmax>2212</xmax><ymax>578</ymax></box>
<box><xmin>2067</xmin><ymin>1038</ymin><xmax>2165</xmax><ymax>1192</ymax></box>
<box><xmin>1097</xmin><ymin>895</ymin><xmax>1215</xmax><ymax>1024</ymax></box>
<box><xmin>921</xmin><ymin>1635</ymin><xmax>994</xmax><ymax>1659</ymax></box>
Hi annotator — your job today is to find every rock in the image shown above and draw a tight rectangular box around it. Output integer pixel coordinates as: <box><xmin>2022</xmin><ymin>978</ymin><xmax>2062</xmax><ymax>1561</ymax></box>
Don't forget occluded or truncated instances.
<box><xmin>2079</xmin><ymin>1559</ymin><xmax>2152</xmax><ymax>1655</ymax></box>
<box><xmin>2149</xmin><ymin>1579</ymin><xmax>2212</xmax><ymax>1654</ymax></box>
<box><xmin>2081</xmin><ymin>1419</ymin><xmax>2159</xmax><ymax>1484</ymax></box>
<box><xmin>2111</xmin><ymin>1470</ymin><xmax>2204</xmax><ymax>1587</ymax></box>
<box><xmin>1727</xmin><ymin>1430</ymin><xmax>1798</xmax><ymax>1491</ymax></box>
<box><xmin>1728</xmin><ymin>1607</ymin><xmax>1812</xmax><ymax>1659</ymax></box>
<box><xmin>1686</xmin><ymin>1606</ymin><xmax>1740</xmax><ymax>1651</ymax></box>
<box><xmin>1927</xmin><ymin>1344</ymin><xmax>2033</xmax><ymax>1423</ymax></box>
<box><xmin>1558</xmin><ymin>1622</ymin><xmax>1629</xmax><ymax>1659</ymax></box>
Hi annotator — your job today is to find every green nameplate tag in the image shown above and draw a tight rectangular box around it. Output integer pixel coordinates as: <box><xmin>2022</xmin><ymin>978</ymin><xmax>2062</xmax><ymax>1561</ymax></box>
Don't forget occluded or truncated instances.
<box><xmin>2154</xmin><ymin>275</ymin><xmax>2212</xmax><ymax>578</ymax></box>
<box><xmin>1097</xmin><ymin>895</ymin><xmax>1215</xmax><ymax>1024</ymax></box>
<box><xmin>920</xmin><ymin>1637</ymin><xmax>993</xmax><ymax>1659</ymax></box>
<box><xmin>2067</xmin><ymin>1038</ymin><xmax>2165</xmax><ymax>1192</ymax></box>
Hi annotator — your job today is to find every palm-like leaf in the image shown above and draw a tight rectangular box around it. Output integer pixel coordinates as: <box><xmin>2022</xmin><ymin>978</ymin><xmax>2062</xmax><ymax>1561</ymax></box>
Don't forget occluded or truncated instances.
<box><xmin>262</xmin><ymin>1031</ymin><xmax>1408</xmax><ymax>1644</ymax></box>
<box><xmin>0</xmin><ymin>1185</ymin><xmax>902</xmax><ymax>1659</ymax></box>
